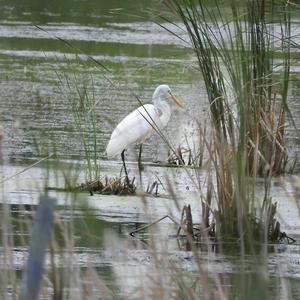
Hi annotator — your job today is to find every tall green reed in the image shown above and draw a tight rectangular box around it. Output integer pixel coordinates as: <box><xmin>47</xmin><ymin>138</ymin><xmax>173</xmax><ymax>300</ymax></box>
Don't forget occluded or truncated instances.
<box><xmin>165</xmin><ymin>0</ymin><xmax>293</xmax><ymax>247</ymax></box>
<box><xmin>56</xmin><ymin>61</ymin><xmax>100</xmax><ymax>183</ymax></box>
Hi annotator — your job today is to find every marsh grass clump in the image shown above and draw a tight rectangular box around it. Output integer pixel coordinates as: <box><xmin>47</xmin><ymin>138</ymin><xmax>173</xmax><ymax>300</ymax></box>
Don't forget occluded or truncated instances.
<box><xmin>80</xmin><ymin>177</ymin><xmax>162</xmax><ymax>196</ymax></box>
<box><xmin>166</xmin><ymin>0</ymin><xmax>291</xmax><ymax>175</ymax></box>
<box><xmin>167</xmin><ymin>123</ymin><xmax>208</xmax><ymax>167</ymax></box>
<box><xmin>80</xmin><ymin>176</ymin><xmax>136</xmax><ymax>195</ymax></box>
<box><xmin>167</xmin><ymin>146</ymin><xmax>193</xmax><ymax>166</ymax></box>
<box><xmin>165</xmin><ymin>0</ymin><xmax>295</xmax><ymax>247</ymax></box>
<box><xmin>56</xmin><ymin>62</ymin><xmax>100</xmax><ymax>183</ymax></box>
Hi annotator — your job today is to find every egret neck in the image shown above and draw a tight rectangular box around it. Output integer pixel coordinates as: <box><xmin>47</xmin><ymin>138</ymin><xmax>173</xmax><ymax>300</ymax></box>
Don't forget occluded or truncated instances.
<box><xmin>152</xmin><ymin>93</ymin><xmax>171</xmax><ymax>128</ymax></box>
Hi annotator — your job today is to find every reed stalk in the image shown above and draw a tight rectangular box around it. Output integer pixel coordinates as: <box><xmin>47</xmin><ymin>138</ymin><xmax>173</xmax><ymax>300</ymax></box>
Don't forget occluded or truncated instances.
<box><xmin>165</xmin><ymin>0</ymin><xmax>293</xmax><ymax>246</ymax></box>
<box><xmin>56</xmin><ymin>64</ymin><xmax>100</xmax><ymax>183</ymax></box>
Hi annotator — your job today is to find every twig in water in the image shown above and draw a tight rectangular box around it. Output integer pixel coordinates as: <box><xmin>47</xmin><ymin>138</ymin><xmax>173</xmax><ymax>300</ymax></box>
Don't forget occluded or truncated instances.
<box><xmin>129</xmin><ymin>215</ymin><xmax>179</xmax><ymax>237</ymax></box>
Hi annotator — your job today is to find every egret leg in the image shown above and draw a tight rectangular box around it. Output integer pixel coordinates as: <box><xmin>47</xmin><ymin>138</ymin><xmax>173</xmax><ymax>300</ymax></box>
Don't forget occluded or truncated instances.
<box><xmin>138</xmin><ymin>144</ymin><xmax>143</xmax><ymax>187</ymax></box>
<box><xmin>121</xmin><ymin>149</ymin><xmax>130</xmax><ymax>186</ymax></box>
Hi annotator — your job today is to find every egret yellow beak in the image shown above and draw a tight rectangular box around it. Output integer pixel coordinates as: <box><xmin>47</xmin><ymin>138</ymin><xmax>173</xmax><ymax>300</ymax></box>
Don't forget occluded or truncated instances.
<box><xmin>168</xmin><ymin>91</ymin><xmax>183</xmax><ymax>108</ymax></box>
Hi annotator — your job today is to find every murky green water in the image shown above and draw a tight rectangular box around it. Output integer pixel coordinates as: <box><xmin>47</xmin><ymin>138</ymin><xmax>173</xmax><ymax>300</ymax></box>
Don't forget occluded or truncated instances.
<box><xmin>0</xmin><ymin>0</ymin><xmax>204</xmax><ymax>163</ymax></box>
<box><xmin>1</xmin><ymin>0</ymin><xmax>300</xmax><ymax>299</ymax></box>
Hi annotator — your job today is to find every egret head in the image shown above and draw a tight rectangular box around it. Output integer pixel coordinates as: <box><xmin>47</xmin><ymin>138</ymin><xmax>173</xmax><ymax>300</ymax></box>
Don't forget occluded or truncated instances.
<box><xmin>152</xmin><ymin>84</ymin><xmax>183</xmax><ymax>108</ymax></box>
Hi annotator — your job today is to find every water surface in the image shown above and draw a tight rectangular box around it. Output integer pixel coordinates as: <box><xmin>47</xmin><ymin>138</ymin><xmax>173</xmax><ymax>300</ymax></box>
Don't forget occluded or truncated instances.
<box><xmin>1</xmin><ymin>0</ymin><xmax>300</xmax><ymax>298</ymax></box>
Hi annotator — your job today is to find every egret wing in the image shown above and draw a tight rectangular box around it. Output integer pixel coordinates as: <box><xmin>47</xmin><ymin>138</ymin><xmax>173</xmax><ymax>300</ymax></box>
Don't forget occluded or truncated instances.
<box><xmin>106</xmin><ymin>104</ymin><xmax>161</xmax><ymax>158</ymax></box>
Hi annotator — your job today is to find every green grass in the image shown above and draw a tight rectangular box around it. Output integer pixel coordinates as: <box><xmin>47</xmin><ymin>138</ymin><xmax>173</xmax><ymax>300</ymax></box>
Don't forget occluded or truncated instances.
<box><xmin>164</xmin><ymin>0</ymin><xmax>296</xmax><ymax>250</ymax></box>
<box><xmin>55</xmin><ymin>59</ymin><xmax>100</xmax><ymax>182</ymax></box>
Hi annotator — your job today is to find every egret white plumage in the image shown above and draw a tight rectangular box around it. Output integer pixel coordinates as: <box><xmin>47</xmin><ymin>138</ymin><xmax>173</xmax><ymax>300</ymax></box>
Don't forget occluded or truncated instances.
<box><xmin>106</xmin><ymin>84</ymin><xmax>182</xmax><ymax>179</ymax></box>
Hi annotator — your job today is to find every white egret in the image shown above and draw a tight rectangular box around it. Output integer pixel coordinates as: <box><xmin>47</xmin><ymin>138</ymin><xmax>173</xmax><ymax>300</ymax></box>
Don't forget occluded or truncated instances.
<box><xmin>106</xmin><ymin>84</ymin><xmax>183</xmax><ymax>179</ymax></box>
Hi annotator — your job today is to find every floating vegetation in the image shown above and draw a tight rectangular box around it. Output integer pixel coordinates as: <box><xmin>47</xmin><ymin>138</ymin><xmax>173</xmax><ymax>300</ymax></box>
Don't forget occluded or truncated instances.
<box><xmin>48</xmin><ymin>176</ymin><xmax>162</xmax><ymax>196</ymax></box>
<box><xmin>79</xmin><ymin>176</ymin><xmax>161</xmax><ymax>196</ymax></box>
<box><xmin>79</xmin><ymin>176</ymin><xmax>136</xmax><ymax>196</ymax></box>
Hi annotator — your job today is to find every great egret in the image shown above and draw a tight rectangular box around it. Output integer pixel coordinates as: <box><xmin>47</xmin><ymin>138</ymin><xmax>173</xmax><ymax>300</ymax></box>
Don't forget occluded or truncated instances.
<box><xmin>106</xmin><ymin>84</ymin><xmax>183</xmax><ymax>180</ymax></box>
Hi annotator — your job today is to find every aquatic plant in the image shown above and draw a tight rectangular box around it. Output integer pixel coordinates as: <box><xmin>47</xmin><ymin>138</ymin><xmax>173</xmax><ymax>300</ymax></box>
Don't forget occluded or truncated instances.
<box><xmin>80</xmin><ymin>176</ymin><xmax>136</xmax><ymax>195</ymax></box>
<box><xmin>164</xmin><ymin>0</ymin><xmax>294</xmax><ymax>248</ymax></box>
<box><xmin>167</xmin><ymin>123</ymin><xmax>208</xmax><ymax>167</ymax></box>
<box><xmin>56</xmin><ymin>63</ymin><xmax>100</xmax><ymax>182</ymax></box>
